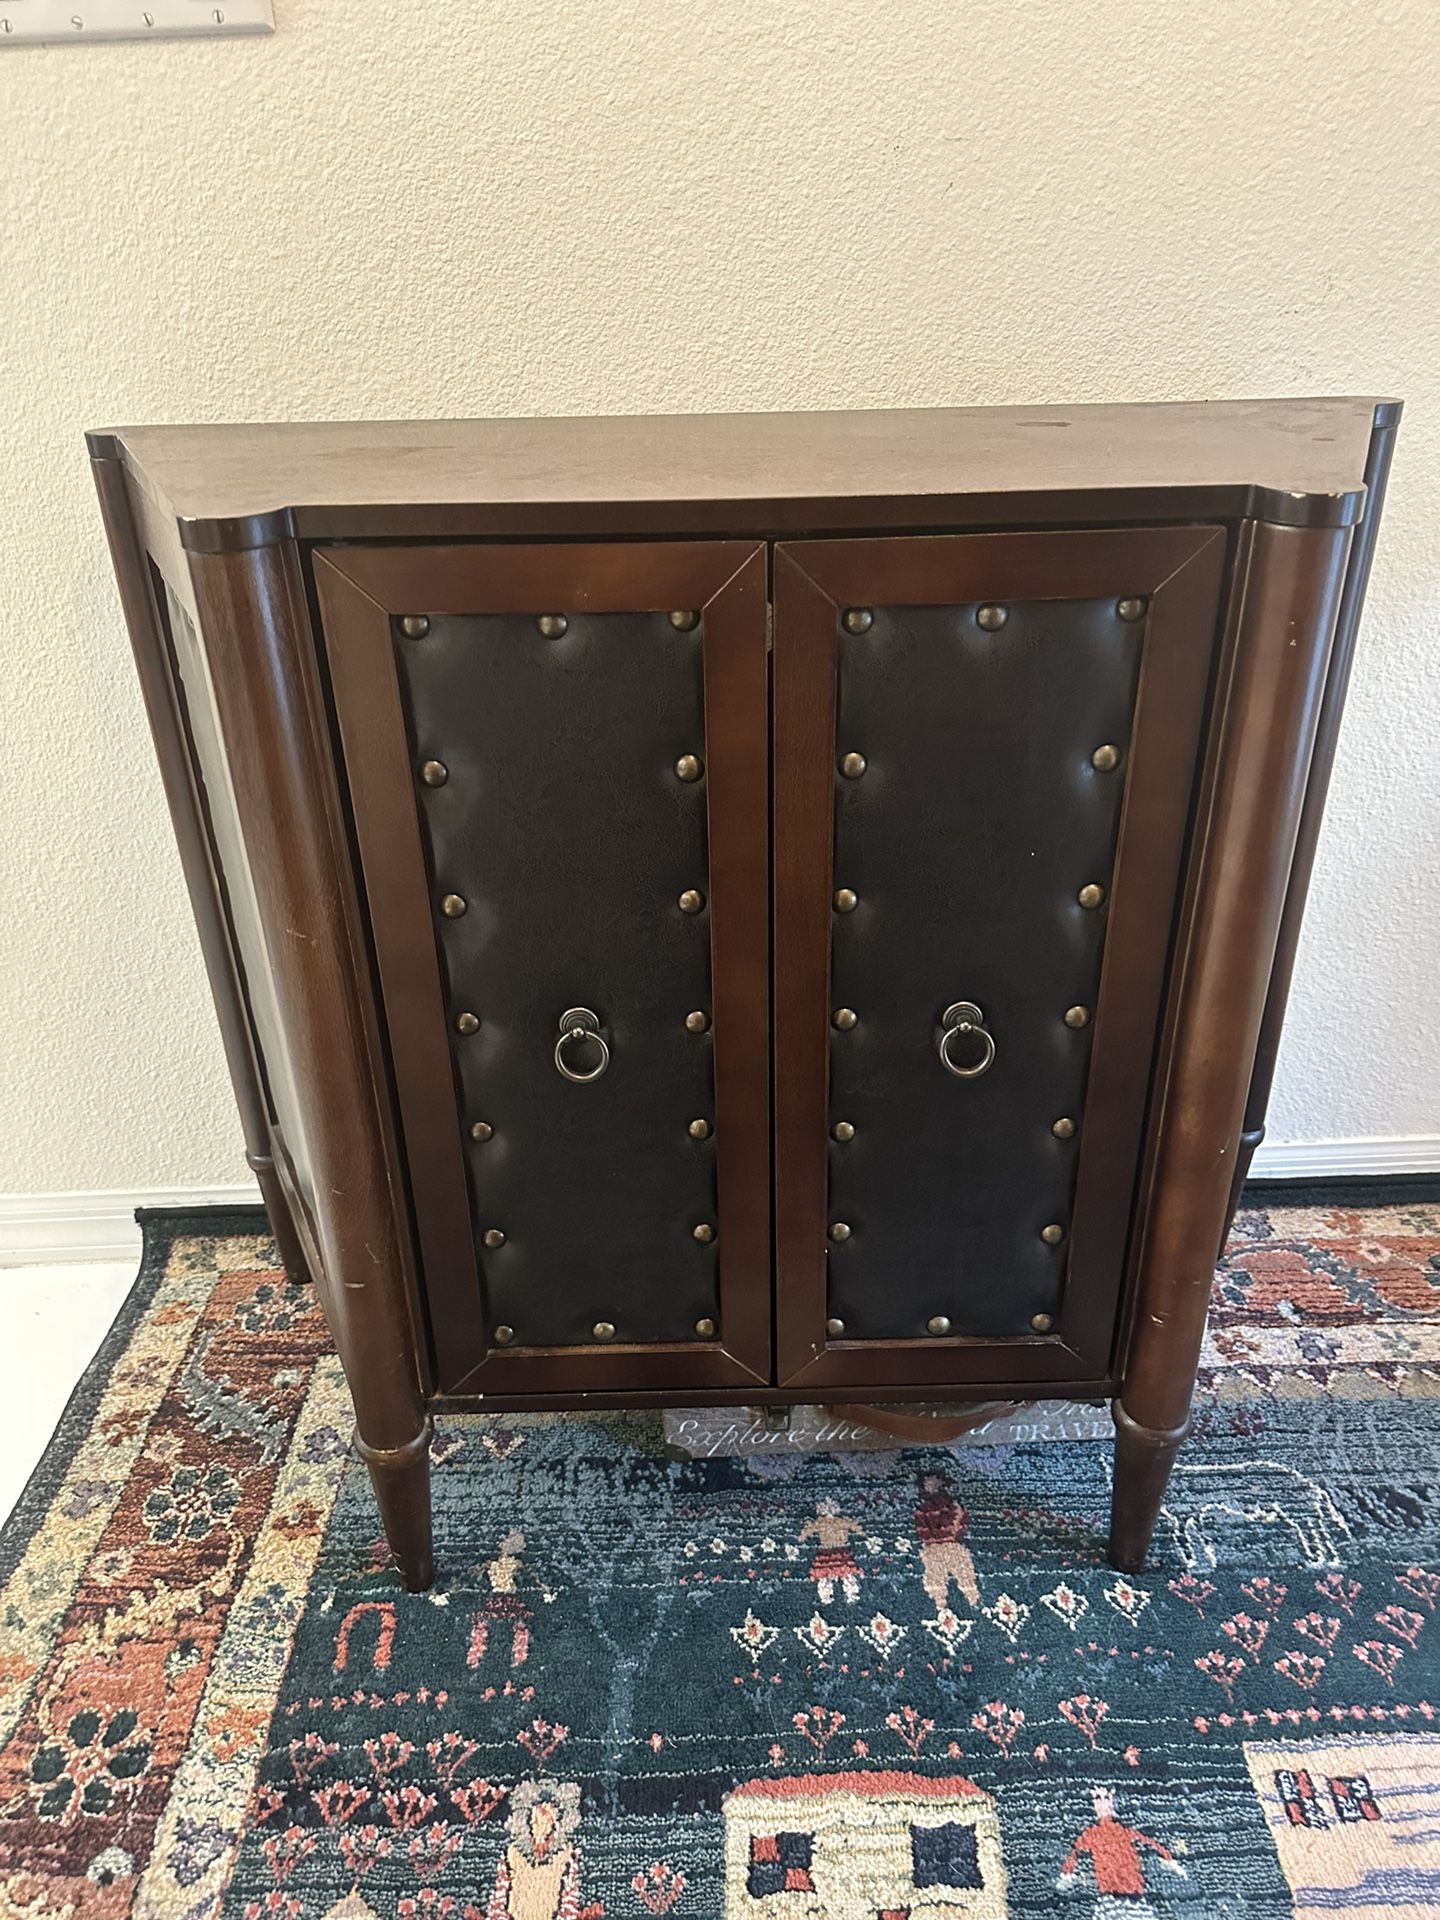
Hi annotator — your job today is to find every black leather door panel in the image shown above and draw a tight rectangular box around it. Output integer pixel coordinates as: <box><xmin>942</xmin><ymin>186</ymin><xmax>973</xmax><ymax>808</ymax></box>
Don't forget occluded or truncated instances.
<box><xmin>401</xmin><ymin>610</ymin><xmax>718</xmax><ymax>1349</ymax></box>
<box><xmin>826</xmin><ymin>598</ymin><xmax>1138</xmax><ymax>1340</ymax></box>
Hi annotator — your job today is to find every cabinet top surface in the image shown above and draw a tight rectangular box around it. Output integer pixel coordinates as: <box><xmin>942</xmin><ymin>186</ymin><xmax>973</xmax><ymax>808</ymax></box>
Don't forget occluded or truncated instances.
<box><xmin>92</xmin><ymin>397</ymin><xmax>1396</xmax><ymax>550</ymax></box>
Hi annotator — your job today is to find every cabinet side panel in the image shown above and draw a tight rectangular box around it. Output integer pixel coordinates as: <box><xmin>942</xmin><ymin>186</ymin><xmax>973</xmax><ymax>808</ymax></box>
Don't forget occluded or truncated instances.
<box><xmin>89</xmin><ymin>450</ymin><xmax>313</xmax><ymax>1280</ymax></box>
<box><xmin>154</xmin><ymin>582</ymin><xmax>309</xmax><ymax>1184</ymax></box>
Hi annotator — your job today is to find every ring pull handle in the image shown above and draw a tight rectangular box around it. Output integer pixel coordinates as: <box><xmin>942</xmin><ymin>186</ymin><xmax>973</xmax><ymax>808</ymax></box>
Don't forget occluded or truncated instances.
<box><xmin>938</xmin><ymin>1001</ymin><xmax>996</xmax><ymax>1079</ymax></box>
<box><xmin>554</xmin><ymin>1006</ymin><xmax>610</xmax><ymax>1083</ymax></box>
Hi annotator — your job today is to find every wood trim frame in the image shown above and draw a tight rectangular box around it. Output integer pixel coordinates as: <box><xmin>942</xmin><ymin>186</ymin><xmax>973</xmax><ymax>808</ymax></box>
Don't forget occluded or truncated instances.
<box><xmin>771</xmin><ymin>527</ymin><xmax>1227</xmax><ymax>1392</ymax></box>
<box><xmin>313</xmin><ymin>542</ymin><xmax>772</xmax><ymax>1396</ymax></box>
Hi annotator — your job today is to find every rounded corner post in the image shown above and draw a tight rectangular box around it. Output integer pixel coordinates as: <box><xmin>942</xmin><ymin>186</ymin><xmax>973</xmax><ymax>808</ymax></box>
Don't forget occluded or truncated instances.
<box><xmin>179</xmin><ymin>507</ymin><xmax>297</xmax><ymax>554</ymax></box>
<box><xmin>1110</xmin><ymin>515</ymin><xmax>1353</xmax><ymax>1570</ymax></box>
<box><xmin>1221</xmin><ymin>402</ymin><xmax>1401</xmax><ymax>1245</ymax></box>
<box><xmin>184</xmin><ymin>534</ymin><xmax>434</xmax><ymax>1586</ymax></box>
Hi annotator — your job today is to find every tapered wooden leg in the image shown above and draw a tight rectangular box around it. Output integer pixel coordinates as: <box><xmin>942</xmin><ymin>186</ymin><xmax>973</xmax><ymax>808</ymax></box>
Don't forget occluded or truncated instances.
<box><xmin>1108</xmin><ymin>1402</ymin><xmax>1189</xmax><ymax>1572</ymax></box>
<box><xmin>355</xmin><ymin>1421</ymin><xmax>435</xmax><ymax>1592</ymax></box>
<box><xmin>250</xmin><ymin>1152</ymin><xmax>313</xmax><ymax>1287</ymax></box>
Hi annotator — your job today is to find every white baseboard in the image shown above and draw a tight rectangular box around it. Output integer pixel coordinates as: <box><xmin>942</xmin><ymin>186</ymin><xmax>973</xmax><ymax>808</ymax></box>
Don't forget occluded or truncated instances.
<box><xmin>1249</xmin><ymin>1135</ymin><xmax>1440</xmax><ymax>1180</ymax></box>
<box><xmin>0</xmin><ymin>1184</ymin><xmax>262</xmax><ymax>1267</ymax></box>
<box><xmin>0</xmin><ymin>1143</ymin><xmax>1435</xmax><ymax>1266</ymax></box>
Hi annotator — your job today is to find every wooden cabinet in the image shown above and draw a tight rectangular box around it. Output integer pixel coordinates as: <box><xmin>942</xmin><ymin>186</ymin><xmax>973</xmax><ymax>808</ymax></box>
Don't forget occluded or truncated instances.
<box><xmin>90</xmin><ymin>398</ymin><xmax>1399</xmax><ymax>1590</ymax></box>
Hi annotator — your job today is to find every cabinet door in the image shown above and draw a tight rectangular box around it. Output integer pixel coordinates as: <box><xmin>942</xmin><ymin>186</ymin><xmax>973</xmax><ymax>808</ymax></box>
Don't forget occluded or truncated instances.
<box><xmin>772</xmin><ymin>528</ymin><xmax>1226</xmax><ymax>1392</ymax></box>
<box><xmin>315</xmin><ymin>543</ymin><xmax>770</xmax><ymax>1396</ymax></box>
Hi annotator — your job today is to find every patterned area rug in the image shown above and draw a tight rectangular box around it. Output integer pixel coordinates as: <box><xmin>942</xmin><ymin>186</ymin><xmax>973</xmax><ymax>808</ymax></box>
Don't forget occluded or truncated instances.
<box><xmin>1</xmin><ymin>1190</ymin><xmax>1438</xmax><ymax>1919</ymax></box>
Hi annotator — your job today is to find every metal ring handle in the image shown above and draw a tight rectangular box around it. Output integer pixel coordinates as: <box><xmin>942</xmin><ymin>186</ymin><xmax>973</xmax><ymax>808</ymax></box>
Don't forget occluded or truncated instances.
<box><xmin>938</xmin><ymin>1001</ymin><xmax>995</xmax><ymax>1079</ymax></box>
<box><xmin>554</xmin><ymin>1008</ymin><xmax>610</xmax><ymax>1083</ymax></box>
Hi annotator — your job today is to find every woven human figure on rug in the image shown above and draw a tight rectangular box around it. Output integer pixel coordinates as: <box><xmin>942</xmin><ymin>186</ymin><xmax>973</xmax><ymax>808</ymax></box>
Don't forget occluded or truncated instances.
<box><xmin>0</xmin><ymin>1194</ymin><xmax>1438</xmax><ymax>1918</ymax></box>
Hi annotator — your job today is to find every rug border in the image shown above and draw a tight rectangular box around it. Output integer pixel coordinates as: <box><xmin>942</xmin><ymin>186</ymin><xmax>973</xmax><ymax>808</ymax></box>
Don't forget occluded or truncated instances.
<box><xmin>0</xmin><ymin>1203</ymin><xmax>271</xmax><ymax>1587</ymax></box>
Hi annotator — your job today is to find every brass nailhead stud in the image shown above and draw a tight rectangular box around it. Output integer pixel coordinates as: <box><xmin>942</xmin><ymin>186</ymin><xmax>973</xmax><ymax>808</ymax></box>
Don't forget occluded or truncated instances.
<box><xmin>441</xmin><ymin>893</ymin><xmax>467</xmax><ymax>918</ymax></box>
<box><xmin>483</xmin><ymin>1228</ymin><xmax>506</xmax><ymax>1249</ymax></box>
<box><xmin>688</xmin><ymin>1118</ymin><xmax>712</xmax><ymax>1140</ymax></box>
<box><xmin>1051</xmin><ymin>1116</ymin><xmax>1076</xmax><ymax>1139</ymax></box>
<box><xmin>398</xmin><ymin>615</ymin><xmax>430</xmax><ymax>639</ymax></box>
<box><xmin>826</xmin><ymin>1317</ymin><xmax>846</xmax><ymax>1337</ymax></box>
<box><xmin>829</xmin><ymin>1222</ymin><xmax>852</xmax><ymax>1243</ymax></box>
<box><xmin>831</xmin><ymin>1120</ymin><xmax>856</xmax><ymax>1142</ymax></box>
<box><xmin>1030</xmin><ymin>1312</ymin><xmax>1055</xmax><ymax>1333</ymax></box>
<box><xmin>1041</xmin><ymin>1223</ymin><xmax>1065</xmax><ymax>1245</ymax></box>
<box><xmin>420</xmin><ymin>760</ymin><xmax>449</xmax><ymax>787</ymax></box>
<box><xmin>693</xmin><ymin>1222</ymin><xmax>716</xmax><ymax>1244</ymax></box>
<box><xmin>455</xmin><ymin>1011</ymin><xmax>480</xmax><ymax>1035</ymax></box>
<box><xmin>842</xmin><ymin>607</ymin><xmax>874</xmax><ymax>634</ymax></box>
<box><xmin>840</xmin><ymin>751</ymin><xmax>867</xmax><ymax>779</ymax></box>
<box><xmin>685</xmin><ymin>1010</ymin><xmax>710</xmax><ymax>1033</ymax></box>
<box><xmin>1091</xmin><ymin>744</ymin><xmax>1122</xmax><ymax>772</ymax></box>
<box><xmin>537</xmin><ymin>613</ymin><xmax>568</xmax><ymax>638</ymax></box>
<box><xmin>833</xmin><ymin>887</ymin><xmax>858</xmax><ymax>913</ymax></box>
<box><xmin>675</xmin><ymin>754</ymin><xmax>703</xmax><ymax>782</ymax></box>
<box><xmin>494</xmin><ymin>1324</ymin><xmax>515</xmax><ymax>1345</ymax></box>
<box><xmin>1117</xmin><ymin>597</ymin><xmax>1148</xmax><ymax>622</ymax></box>
<box><xmin>832</xmin><ymin>1007</ymin><xmax>858</xmax><ymax>1031</ymax></box>
<box><xmin>668</xmin><ymin>610</ymin><xmax>701</xmax><ymax>632</ymax></box>
<box><xmin>927</xmin><ymin>1314</ymin><xmax>953</xmax><ymax>1336</ymax></box>
<box><xmin>470</xmin><ymin>1121</ymin><xmax>494</xmax><ymax>1143</ymax></box>
<box><xmin>678</xmin><ymin>888</ymin><xmax>705</xmax><ymax>915</ymax></box>
<box><xmin>694</xmin><ymin>1316</ymin><xmax>717</xmax><ymax>1338</ymax></box>
<box><xmin>593</xmin><ymin>1320</ymin><xmax>616</xmax><ymax>1341</ymax></box>
<box><xmin>1077</xmin><ymin>883</ymin><xmax>1106</xmax><ymax>910</ymax></box>
<box><xmin>1064</xmin><ymin>1005</ymin><xmax>1091</xmax><ymax>1029</ymax></box>
<box><xmin>976</xmin><ymin>604</ymin><xmax>1009</xmax><ymax>631</ymax></box>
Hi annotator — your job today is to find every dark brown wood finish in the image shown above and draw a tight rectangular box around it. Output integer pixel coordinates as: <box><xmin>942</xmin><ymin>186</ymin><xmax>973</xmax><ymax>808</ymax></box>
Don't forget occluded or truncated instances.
<box><xmin>315</xmin><ymin>543</ymin><xmax>772</xmax><ymax>1396</ymax></box>
<box><xmin>89</xmin><ymin>401</ymin><xmax>1397</xmax><ymax>1588</ymax></box>
<box><xmin>772</xmin><ymin>529</ymin><xmax>1226</xmax><ymax>1391</ymax></box>
<box><xmin>428</xmin><ymin>1375</ymin><xmax>1118</xmax><ymax>1415</ymax></box>
<box><xmin>94</xmin><ymin>399</ymin><xmax>1385</xmax><ymax>550</ymax></box>
<box><xmin>89</xmin><ymin>450</ymin><xmax>313</xmax><ymax>1288</ymax></box>
<box><xmin>1222</xmin><ymin>409</ymin><xmax>1403</xmax><ymax>1241</ymax></box>
<box><xmin>1110</xmin><ymin>518</ymin><xmax>1353</xmax><ymax>1570</ymax></box>
<box><xmin>184</xmin><ymin>539</ymin><xmax>434</xmax><ymax>1589</ymax></box>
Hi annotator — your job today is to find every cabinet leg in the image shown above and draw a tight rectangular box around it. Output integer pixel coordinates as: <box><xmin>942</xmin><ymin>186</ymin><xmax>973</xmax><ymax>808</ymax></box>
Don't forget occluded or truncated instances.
<box><xmin>355</xmin><ymin>1421</ymin><xmax>435</xmax><ymax>1592</ymax></box>
<box><xmin>1107</xmin><ymin>1401</ymin><xmax>1189</xmax><ymax>1573</ymax></box>
<box><xmin>250</xmin><ymin>1153</ymin><xmax>313</xmax><ymax>1287</ymax></box>
<box><xmin>1217</xmin><ymin>1124</ymin><xmax>1265</xmax><ymax>1264</ymax></box>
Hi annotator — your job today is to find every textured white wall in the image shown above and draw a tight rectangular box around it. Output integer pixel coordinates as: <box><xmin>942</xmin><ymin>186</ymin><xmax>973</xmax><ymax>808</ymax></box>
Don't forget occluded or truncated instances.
<box><xmin>1</xmin><ymin>0</ymin><xmax>1437</xmax><ymax>1196</ymax></box>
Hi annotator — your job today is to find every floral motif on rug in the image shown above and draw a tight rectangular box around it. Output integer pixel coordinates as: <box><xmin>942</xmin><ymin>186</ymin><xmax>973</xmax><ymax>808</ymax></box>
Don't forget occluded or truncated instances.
<box><xmin>0</xmin><ymin>1196</ymin><xmax>1436</xmax><ymax>1919</ymax></box>
<box><xmin>1204</xmin><ymin>1194</ymin><xmax>1440</xmax><ymax>1401</ymax></box>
